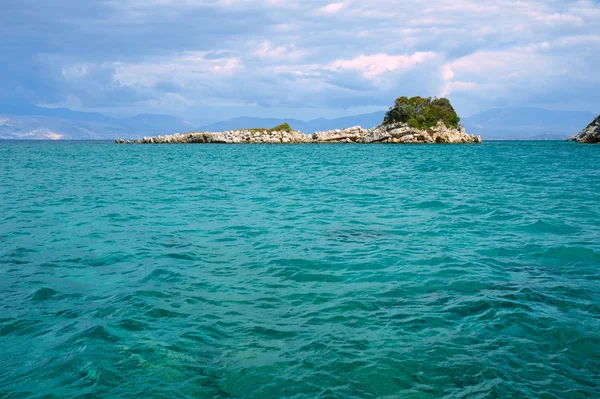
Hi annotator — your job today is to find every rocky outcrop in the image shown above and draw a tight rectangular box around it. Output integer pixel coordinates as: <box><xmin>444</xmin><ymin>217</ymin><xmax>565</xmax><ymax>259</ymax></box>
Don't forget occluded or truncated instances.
<box><xmin>116</xmin><ymin>129</ymin><xmax>312</xmax><ymax>144</ymax></box>
<box><xmin>116</xmin><ymin>122</ymin><xmax>481</xmax><ymax>144</ymax></box>
<box><xmin>568</xmin><ymin>115</ymin><xmax>600</xmax><ymax>143</ymax></box>
<box><xmin>356</xmin><ymin>122</ymin><xmax>481</xmax><ymax>143</ymax></box>
<box><xmin>313</xmin><ymin>126</ymin><xmax>368</xmax><ymax>142</ymax></box>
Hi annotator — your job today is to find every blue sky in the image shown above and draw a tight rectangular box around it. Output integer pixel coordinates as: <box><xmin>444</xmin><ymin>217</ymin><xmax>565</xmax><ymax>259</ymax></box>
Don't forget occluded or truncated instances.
<box><xmin>1</xmin><ymin>0</ymin><xmax>599</xmax><ymax>121</ymax></box>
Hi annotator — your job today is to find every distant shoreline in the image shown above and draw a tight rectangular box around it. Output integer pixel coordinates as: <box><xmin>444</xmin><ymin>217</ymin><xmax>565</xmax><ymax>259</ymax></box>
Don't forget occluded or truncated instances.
<box><xmin>0</xmin><ymin>138</ymin><xmax>580</xmax><ymax>143</ymax></box>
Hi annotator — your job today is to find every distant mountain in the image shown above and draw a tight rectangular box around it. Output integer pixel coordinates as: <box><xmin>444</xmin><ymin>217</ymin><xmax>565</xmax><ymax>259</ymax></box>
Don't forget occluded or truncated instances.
<box><xmin>203</xmin><ymin>108</ymin><xmax>596</xmax><ymax>139</ymax></box>
<box><xmin>200</xmin><ymin>117</ymin><xmax>312</xmax><ymax>133</ymax></box>
<box><xmin>304</xmin><ymin>112</ymin><xmax>386</xmax><ymax>133</ymax></box>
<box><xmin>0</xmin><ymin>103</ymin><xmax>115</xmax><ymax>124</ymax></box>
<box><xmin>0</xmin><ymin>104</ymin><xmax>386</xmax><ymax>139</ymax></box>
<box><xmin>0</xmin><ymin>115</ymin><xmax>131</xmax><ymax>140</ymax></box>
<box><xmin>118</xmin><ymin>113</ymin><xmax>197</xmax><ymax>132</ymax></box>
<box><xmin>199</xmin><ymin>111</ymin><xmax>386</xmax><ymax>134</ymax></box>
<box><xmin>462</xmin><ymin>107</ymin><xmax>596</xmax><ymax>140</ymax></box>
<box><xmin>2</xmin><ymin>103</ymin><xmax>596</xmax><ymax>141</ymax></box>
<box><xmin>0</xmin><ymin>103</ymin><xmax>198</xmax><ymax>140</ymax></box>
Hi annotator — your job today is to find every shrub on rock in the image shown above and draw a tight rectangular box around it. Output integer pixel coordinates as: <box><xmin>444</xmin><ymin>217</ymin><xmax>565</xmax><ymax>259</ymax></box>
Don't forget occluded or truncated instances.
<box><xmin>269</xmin><ymin>123</ymin><xmax>292</xmax><ymax>132</ymax></box>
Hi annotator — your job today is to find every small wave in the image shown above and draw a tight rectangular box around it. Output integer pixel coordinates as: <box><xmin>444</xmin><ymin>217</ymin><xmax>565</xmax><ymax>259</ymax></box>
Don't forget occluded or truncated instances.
<box><xmin>144</xmin><ymin>308</ymin><xmax>186</xmax><ymax>319</ymax></box>
<box><xmin>28</xmin><ymin>287</ymin><xmax>59</xmax><ymax>301</ymax></box>
<box><xmin>113</xmin><ymin>319</ymin><xmax>149</xmax><ymax>332</ymax></box>
<box><xmin>74</xmin><ymin>326</ymin><xmax>120</xmax><ymax>343</ymax></box>
<box><xmin>141</xmin><ymin>268</ymin><xmax>184</xmax><ymax>283</ymax></box>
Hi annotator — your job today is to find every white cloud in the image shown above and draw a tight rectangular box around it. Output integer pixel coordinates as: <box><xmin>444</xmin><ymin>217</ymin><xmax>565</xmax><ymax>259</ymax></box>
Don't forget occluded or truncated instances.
<box><xmin>319</xmin><ymin>2</ymin><xmax>344</xmax><ymax>14</ymax></box>
<box><xmin>137</xmin><ymin>92</ymin><xmax>193</xmax><ymax>112</ymax></box>
<box><xmin>113</xmin><ymin>51</ymin><xmax>244</xmax><ymax>87</ymax></box>
<box><xmin>438</xmin><ymin>33</ymin><xmax>600</xmax><ymax>109</ymax></box>
<box><xmin>329</xmin><ymin>52</ymin><xmax>438</xmax><ymax>79</ymax></box>
<box><xmin>62</xmin><ymin>64</ymin><xmax>91</xmax><ymax>80</ymax></box>
<box><xmin>252</xmin><ymin>40</ymin><xmax>307</xmax><ymax>60</ymax></box>
<box><xmin>255</xmin><ymin>41</ymin><xmax>288</xmax><ymax>57</ymax></box>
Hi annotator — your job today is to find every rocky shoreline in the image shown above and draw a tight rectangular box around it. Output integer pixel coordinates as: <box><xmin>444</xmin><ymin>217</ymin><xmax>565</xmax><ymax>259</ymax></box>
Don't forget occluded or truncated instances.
<box><xmin>568</xmin><ymin>115</ymin><xmax>600</xmax><ymax>143</ymax></box>
<box><xmin>116</xmin><ymin>121</ymin><xmax>482</xmax><ymax>144</ymax></box>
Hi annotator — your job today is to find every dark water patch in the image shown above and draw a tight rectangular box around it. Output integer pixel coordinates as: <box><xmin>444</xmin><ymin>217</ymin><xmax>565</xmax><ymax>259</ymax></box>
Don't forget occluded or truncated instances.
<box><xmin>54</xmin><ymin>309</ymin><xmax>80</xmax><ymax>319</ymax></box>
<box><xmin>0</xmin><ymin>319</ymin><xmax>43</xmax><ymax>337</ymax></box>
<box><xmin>181</xmin><ymin>332</ymin><xmax>212</xmax><ymax>345</ymax></box>
<box><xmin>538</xmin><ymin>246</ymin><xmax>600</xmax><ymax>263</ymax></box>
<box><xmin>442</xmin><ymin>299</ymin><xmax>495</xmax><ymax>318</ymax></box>
<box><xmin>28</xmin><ymin>287</ymin><xmax>59</xmax><ymax>301</ymax></box>
<box><xmin>246</xmin><ymin>326</ymin><xmax>297</xmax><ymax>340</ymax></box>
<box><xmin>134</xmin><ymin>290</ymin><xmax>170</xmax><ymax>299</ymax></box>
<box><xmin>267</xmin><ymin>258</ymin><xmax>345</xmax><ymax>272</ymax></box>
<box><xmin>485</xmin><ymin>209</ymin><xmax>521</xmax><ymax>221</ymax></box>
<box><xmin>75</xmin><ymin>326</ymin><xmax>120</xmax><ymax>343</ymax></box>
<box><xmin>140</xmin><ymin>268</ymin><xmax>184</xmax><ymax>283</ymax></box>
<box><xmin>157</xmin><ymin>240</ymin><xmax>193</xmax><ymax>250</ymax></box>
<box><xmin>409</xmin><ymin>200</ymin><xmax>446</xmax><ymax>209</ymax></box>
<box><xmin>164</xmin><ymin>251</ymin><xmax>199</xmax><ymax>261</ymax></box>
<box><xmin>285</xmin><ymin>271</ymin><xmax>345</xmax><ymax>283</ymax></box>
<box><xmin>19</xmin><ymin>209</ymin><xmax>46</xmax><ymax>215</ymax></box>
<box><xmin>93</xmin><ymin>306</ymin><xmax>120</xmax><ymax>319</ymax></box>
<box><xmin>113</xmin><ymin>319</ymin><xmax>149</xmax><ymax>332</ymax></box>
<box><xmin>81</xmin><ymin>253</ymin><xmax>133</xmax><ymax>268</ymax></box>
<box><xmin>145</xmin><ymin>308</ymin><xmax>186</xmax><ymax>319</ymax></box>
<box><xmin>184</xmin><ymin>294</ymin><xmax>222</xmax><ymax>306</ymax></box>
<box><xmin>4</xmin><ymin>246</ymin><xmax>37</xmax><ymax>258</ymax></box>
<box><xmin>522</xmin><ymin>219</ymin><xmax>580</xmax><ymax>235</ymax></box>
<box><xmin>328</xmin><ymin>228</ymin><xmax>390</xmax><ymax>243</ymax></box>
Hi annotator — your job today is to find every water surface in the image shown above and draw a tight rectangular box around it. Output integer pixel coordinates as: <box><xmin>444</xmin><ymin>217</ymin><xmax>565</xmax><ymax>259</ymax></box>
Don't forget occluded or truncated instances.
<box><xmin>1</xmin><ymin>141</ymin><xmax>599</xmax><ymax>398</ymax></box>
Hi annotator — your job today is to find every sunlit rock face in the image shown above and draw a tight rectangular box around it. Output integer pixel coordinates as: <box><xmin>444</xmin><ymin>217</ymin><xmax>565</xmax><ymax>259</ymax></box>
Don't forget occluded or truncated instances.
<box><xmin>116</xmin><ymin>129</ymin><xmax>313</xmax><ymax>144</ymax></box>
<box><xmin>568</xmin><ymin>115</ymin><xmax>600</xmax><ymax>143</ymax></box>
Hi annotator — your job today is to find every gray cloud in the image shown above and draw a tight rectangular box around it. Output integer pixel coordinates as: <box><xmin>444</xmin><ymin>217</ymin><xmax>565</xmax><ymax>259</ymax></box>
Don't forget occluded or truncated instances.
<box><xmin>0</xmin><ymin>0</ymin><xmax>599</xmax><ymax>118</ymax></box>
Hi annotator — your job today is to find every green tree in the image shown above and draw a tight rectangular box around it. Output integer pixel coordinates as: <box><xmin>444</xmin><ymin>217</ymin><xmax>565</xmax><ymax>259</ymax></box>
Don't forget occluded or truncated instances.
<box><xmin>383</xmin><ymin>96</ymin><xmax>460</xmax><ymax>129</ymax></box>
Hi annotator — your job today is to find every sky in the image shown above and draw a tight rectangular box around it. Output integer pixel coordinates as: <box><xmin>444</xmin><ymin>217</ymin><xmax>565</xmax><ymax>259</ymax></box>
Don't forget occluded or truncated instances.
<box><xmin>1</xmin><ymin>0</ymin><xmax>599</xmax><ymax>121</ymax></box>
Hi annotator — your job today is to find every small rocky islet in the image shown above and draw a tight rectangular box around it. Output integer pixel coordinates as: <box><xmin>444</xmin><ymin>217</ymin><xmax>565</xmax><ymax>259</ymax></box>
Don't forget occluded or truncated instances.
<box><xmin>568</xmin><ymin>114</ymin><xmax>600</xmax><ymax>143</ymax></box>
<box><xmin>116</xmin><ymin>96</ymin><xmax>482</xmax><ymax>144</ymax></box>
<box><xmin>116</xmin><ymin>121</ymin><xmax>482</xmax><ymax>145</ymax></box>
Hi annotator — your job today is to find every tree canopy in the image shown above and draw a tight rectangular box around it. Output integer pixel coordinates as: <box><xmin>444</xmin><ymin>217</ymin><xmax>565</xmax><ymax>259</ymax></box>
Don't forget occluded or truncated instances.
<box><xmin>382</xmin><ymin>96</ymin><xmax>460</xmax><ymax>129</ymax></box>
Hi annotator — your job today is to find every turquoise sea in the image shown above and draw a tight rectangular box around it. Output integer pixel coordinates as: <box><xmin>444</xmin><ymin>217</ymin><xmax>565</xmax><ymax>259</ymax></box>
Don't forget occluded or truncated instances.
<box><xmin>1</xmin><ymin>141</ymin><xmax>599</xmax><ymax>398</ymax></box>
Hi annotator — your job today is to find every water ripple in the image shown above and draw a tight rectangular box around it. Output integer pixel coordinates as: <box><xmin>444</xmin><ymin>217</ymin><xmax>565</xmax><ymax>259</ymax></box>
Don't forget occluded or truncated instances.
<box><xmin>0</xmin><ymin>141</ymin><xmax>599</xmax><ymax>398</ymax></box>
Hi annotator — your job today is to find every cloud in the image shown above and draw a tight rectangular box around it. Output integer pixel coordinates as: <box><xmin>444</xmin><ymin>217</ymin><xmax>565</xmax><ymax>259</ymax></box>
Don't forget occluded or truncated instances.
<box><xmin>329</xmin><ymin>52</ymin><xmax>438</xmax><ymax>79</ymax></box>
<box><xmin>0</xmin><ymin>0</ymin><xmax>599</xmax><ymax>118</ymax></box>
<box><xmin>319</xmin><ymin>2</ymin><xmax>344</xmax><ymax>14</ymax></box>
<box><xmin>254</xmin><ymin>41</ymin><xmax>293</xmax><ymax>58</ymax></box>
<box><xmin>112</xmin><ymin>52</ymin><xmax>244</xmax><ymax>88</ymax></box>
<box><xmin>439</xmin><ymin>35</ymin><xmax>600</xmax><ymax>109</ymax></box>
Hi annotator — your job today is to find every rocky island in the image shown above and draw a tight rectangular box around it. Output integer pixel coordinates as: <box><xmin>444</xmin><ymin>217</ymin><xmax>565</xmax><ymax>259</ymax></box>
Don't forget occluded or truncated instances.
<box><xmin>116</xmin><ymin>96</ymin><xmax>482</xmax><ymax>144</ymax></box>
<box><xmin>568</xmin><ymin>114</ymin><xmax>600</xmax><ymax>143</ymax></box>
